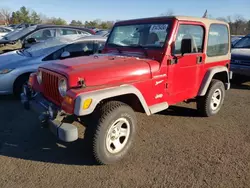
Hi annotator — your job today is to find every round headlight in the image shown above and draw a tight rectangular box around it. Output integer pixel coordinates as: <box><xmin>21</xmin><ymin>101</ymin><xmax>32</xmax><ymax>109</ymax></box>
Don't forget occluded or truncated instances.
<box><xmin>58</xmin><ymin>78</ymin><xmax>67</xmax><ymax>97</ymax></box>
<box><xmin>37</xmin><ymin>71</ymin><xmax>42</xmax><ymax>84</ymax></box>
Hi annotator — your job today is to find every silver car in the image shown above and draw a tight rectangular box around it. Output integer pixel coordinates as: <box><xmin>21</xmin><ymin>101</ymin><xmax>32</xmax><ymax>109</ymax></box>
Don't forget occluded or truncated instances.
<box><xmin>0</xmin><ymin>35</ymin><xmax>107</xmax><ymax>96</ymax></box>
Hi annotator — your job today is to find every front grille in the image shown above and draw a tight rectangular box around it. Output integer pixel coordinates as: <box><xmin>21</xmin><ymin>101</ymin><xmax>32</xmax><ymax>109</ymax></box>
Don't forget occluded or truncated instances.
<box><xmin>41</xmin><ymin>70</ymin><xmax>62</xmax><ymax>105</ymax></box>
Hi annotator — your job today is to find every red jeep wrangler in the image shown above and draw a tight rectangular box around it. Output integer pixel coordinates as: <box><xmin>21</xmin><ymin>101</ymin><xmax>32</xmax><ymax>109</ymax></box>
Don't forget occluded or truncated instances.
<box><xmin>21</xmin><ymin>16</ymin><xmax>232</xmax><ymax>165</ymax></box>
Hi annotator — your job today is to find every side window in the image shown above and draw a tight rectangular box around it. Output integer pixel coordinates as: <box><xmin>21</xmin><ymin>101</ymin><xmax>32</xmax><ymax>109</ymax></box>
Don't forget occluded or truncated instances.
<box><xmin>64</xmin><ymin>41</ymin><xmax>94</xmax><ymax>57</ymax></box>
<box><xmin>207</xmin><ymin>24</ymin><xmax>229</xmax><ymax>57</ymax></box>
<box><xmin>59</xmin><ymin>29</ymin><xmax>77</xmax><ymax>35</ymax></box>
<box><xmin>27</xmin><ymin>29</ymin><xmax>56</xmax><ymax>41</ymax></box>
<box><xmin>174</xmin><ymin>24</ymin><xmax>204</xmax><ymax>54</ymax></box>
<box><xmin>43</xmin><ymin>48</ymin><xmax>64</xmax><ymax>61</ymax></box>
<box><xmin>79</xmin><ymin>31</ymin><xmax>91</xmax><ymax>36</ymax></box>
<box><xmin>43</xmin><ymin>41</ymin><xmax>95</xmax><ymax>61</ymax></box>
<box><xmin>94</xmin><ymin>41</ymin><xmax>105</xmax><ymax>53</ymax></box>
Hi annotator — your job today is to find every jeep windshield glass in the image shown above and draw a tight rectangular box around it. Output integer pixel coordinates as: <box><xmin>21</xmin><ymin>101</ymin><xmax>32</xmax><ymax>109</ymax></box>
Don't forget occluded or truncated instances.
<box><xmin>107</xmin><ymin>22</ymin><xmax>171</xmax><ymax>49</ymax></box>
<box><xmin>3</xmin><ymin>25</ymin><xmax>37</xmax><ymax>41</ymax></box>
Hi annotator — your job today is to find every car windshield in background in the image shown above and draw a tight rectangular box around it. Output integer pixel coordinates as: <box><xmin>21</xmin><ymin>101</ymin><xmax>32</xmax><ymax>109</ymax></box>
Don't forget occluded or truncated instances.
<box><xmin>23</xmin><ymin>35</ymin><xmax>78</xmax><ymax>57</ymax></box>
<box><xmin>3</xmin><ymin>25</ymin><xmax>37</xmax><ymax>41</ymax></box>
<box><xmin>107</xmin><ymin>22</ymin><xmax>171</xmax><ymax>48</ymax></box>
<box><xmin>233</xmin><ymin>37</ymin><xmax>250</xmax><ymax>48</ymax></box>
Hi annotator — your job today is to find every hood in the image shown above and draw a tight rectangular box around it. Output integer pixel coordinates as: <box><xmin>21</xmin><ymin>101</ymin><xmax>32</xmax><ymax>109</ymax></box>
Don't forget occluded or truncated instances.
<box><xmin>41</xmin><ymin>54</ymin><xmax>160</xmax><ymax>88</ymax></box>
<box><xmin>0</xmin><ymin>50</ymin><xmax>31</xmax><ymax>69</ymax></box>
<box><xmin>231</xmin><ymin>48</ymin><xmax>250</xmax><ymax>60</ymax></box>
<box><xmin>0</xmin><ymin>38</ymin><xmax>13</xmax><ymax>44</ymax></box>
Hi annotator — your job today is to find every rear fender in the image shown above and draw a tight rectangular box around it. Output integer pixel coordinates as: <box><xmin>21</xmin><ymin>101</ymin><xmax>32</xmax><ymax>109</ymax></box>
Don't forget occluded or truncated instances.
<box><xmin>198</xmin><ymin>66</ymin><xmax>230</xmax><ymax>96</ymax></box>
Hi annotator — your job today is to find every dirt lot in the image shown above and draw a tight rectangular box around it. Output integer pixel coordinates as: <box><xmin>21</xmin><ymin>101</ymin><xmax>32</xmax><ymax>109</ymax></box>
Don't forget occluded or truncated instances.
<box><xmin>0</xmin><ymin>81</ymin><xmax>250</xmax><ymax>188</ymax></box>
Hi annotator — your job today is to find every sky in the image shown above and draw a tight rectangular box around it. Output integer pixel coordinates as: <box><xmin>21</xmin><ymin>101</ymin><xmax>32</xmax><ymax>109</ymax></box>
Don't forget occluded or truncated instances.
<box><xmin>1</xmin><ymin>0</ymin><xmax>250</xmax><ymax>23</ymax></box>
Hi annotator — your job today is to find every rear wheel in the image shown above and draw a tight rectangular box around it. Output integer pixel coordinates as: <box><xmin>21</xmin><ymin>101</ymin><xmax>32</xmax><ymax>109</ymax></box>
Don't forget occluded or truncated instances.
<box><xmin>13</xmin><ymin>74</ymin><xmax>30</xmax><ymax>98</ymax></box>
<box><xmin>85</xmin><ymin>101</ymin><xmax>137</xmax><ymax>165</ymax></box>
<box><xmin>197</xmin><ymin>79</ymin><xmax>225</xmax><ymax>117</ymax></box>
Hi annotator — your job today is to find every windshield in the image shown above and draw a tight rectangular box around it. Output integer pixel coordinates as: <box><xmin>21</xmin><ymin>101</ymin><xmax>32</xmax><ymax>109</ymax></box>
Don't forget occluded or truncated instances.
<box><xmin>3</xmin><ymin>25</ymin><xmax>37</xmax><ymax>41</ymax></box>
<box><xmin>107</xmin><ymin>22</ymin><xmax>171</xmax><ymax>48</ymax></box>
<box><xmin>22</xmin><ymin>36</ymin><xmax>74</xmax><ymax>57</ymax></box>
<box><xmin>233</xmin><ymin>37</ymin><xmax>250</xmax><ymax>48</ymax></box>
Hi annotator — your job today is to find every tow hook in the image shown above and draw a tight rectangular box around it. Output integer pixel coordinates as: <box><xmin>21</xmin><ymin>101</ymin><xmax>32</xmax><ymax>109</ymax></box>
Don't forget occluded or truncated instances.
<box><xmin>39</xmin><ymin>113</ymin><xmax>49</xmax><ymax>128</ymax></box>
<box><xmin>20</xmin><ymin>93</ymin><xmax>30</xmax><ymax>110</ymax></box>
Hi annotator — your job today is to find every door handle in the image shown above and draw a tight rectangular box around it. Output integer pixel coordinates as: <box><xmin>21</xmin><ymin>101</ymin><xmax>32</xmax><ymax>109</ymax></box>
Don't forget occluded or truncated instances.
<box><xmin>196</xmin><ymin>55</ymin><xmax>203</xmax><ymax>64</ymax></box>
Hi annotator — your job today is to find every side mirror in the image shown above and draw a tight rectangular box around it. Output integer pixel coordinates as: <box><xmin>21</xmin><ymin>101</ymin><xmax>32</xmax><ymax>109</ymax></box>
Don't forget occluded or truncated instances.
<box><xmin>231</xmin><ymin>43</ymin><xmax>234</xmax><ymax>48</ymax></box>
<box><xmin>60</xmin><ymin>51</ymin><xmax>70</xmax><ymax>59</ymax></box>
<box><xmin>26</xmin><ymin>38</ymin><xmax>37</xmax><ymax>44</ymax></box>
<box><xmin>181</xmin><ymin>39</ymin><xmax>192</xmax><ymax>55</ymax></box>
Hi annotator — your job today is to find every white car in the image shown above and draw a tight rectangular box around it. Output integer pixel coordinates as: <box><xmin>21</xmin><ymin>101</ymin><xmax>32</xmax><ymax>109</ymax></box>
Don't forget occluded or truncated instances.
<box><xmin>0</xmin><ymin>35</ymin><xmax>107</xmax><ymax>96</ymax></box>
<box><xmin>0</xmin><ymin>26</ymin><xmax>13</xmax><ymax>39</ymax></box>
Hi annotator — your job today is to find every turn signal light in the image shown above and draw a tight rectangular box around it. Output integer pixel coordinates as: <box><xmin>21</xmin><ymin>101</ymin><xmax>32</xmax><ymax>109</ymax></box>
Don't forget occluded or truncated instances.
<box><xmin>28</xmin><ymin>76</ymin><xmax>33</xmax><ymax>85</ymax></box>
<box><xmin>83</xmin><ymin>98</ymin><xmax>92</xmax><ymax>109</ymax></box>
<box><xmin>65</xmin><ymin>96</ymin><xmax>73</xmax><ymax>105</ymax></box>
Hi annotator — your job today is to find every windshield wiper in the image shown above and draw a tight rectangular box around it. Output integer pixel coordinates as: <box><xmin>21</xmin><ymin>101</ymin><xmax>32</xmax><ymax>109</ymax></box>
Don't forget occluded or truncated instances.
<box><xmin>108</xmin><ymin>43</ymin><xmax>122</xmax><ymax>54</ymax></box>
<box><xmin>130</xmin><ymin>44</ymin><xmax>148</xmax><ymax>57</ymax></box>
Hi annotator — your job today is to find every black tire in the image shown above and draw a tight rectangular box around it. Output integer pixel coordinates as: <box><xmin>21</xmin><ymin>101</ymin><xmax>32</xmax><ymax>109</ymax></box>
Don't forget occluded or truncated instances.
<box><xmin>197</xmin><ymin>79</ymin><xmax>225</xmax><ymax>117</ymax></box>
<box><xmin>13</xmin><ymin>74</ymin><xmax>30</xmax><ymax>98</ymax></box>
<box><xmin>85</xmin><ymin>101</ymin><xmax>137</xmax><ymax>165</ymax></box>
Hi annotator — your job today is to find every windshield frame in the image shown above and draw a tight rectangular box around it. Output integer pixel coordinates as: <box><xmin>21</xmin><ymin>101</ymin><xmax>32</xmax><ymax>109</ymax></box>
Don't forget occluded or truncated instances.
<box><xmin>106</xmin><ymin>20</ymin><xmax>173</xmax><ymax>50</ymax></box>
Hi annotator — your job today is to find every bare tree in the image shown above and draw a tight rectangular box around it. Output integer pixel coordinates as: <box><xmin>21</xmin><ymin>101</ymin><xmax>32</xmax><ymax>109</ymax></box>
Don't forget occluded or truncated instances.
<box><xmin>216</xmin><ymin>17</ymin><xmax>228</xmax><ymax>22</ymax></box>
<box><xmin>160</xmin><ymin>9</ymin><xmax>174</xmax><ymax>16</ymax></box>
<box><xmin>0</xmin><ymin>8</ymin><xmax>12</xmax><ymax>25</ymax></box>
<box><xmin>234</xmin><ymin>14</ymin><xmax>246</xmax><ymax>35</ymax></box>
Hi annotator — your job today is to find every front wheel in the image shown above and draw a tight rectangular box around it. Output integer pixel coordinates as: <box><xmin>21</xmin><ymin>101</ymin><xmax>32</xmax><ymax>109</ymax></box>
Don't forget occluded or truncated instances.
<box><xmin>197</xmin><ymin>79</ymin><xmax>225</xmax><ymax>117</ymax></box>
<box><xmin>13</xmin><ymin>74</ymin><xmax>30</xmax><ymax>98</ymax></box>
<box><xmin>85</xmin><ymin>101</ymin><xmax>137</xmax><ymax>165</ymax></box>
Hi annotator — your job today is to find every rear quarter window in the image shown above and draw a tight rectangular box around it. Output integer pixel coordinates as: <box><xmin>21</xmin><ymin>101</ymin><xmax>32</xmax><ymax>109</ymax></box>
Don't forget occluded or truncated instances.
<box><xmin>207</xmin><ymin>24</ymin><xmax>229</xmax><ymax>57</ymax></box>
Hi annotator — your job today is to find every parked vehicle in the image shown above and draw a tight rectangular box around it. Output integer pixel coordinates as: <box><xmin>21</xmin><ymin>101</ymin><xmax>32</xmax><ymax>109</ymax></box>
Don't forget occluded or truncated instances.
<box><xmin>0</xmin><ymin>26</ymin><xmax>13</xmax><ymax>39</ymax></box>
<box><xmin>7</xmin><ymin>24</ymin><xmax>17</xmax><ymax>29</ymax></box>
<box><xmin>0</xmin><ymin>35</ymin><xmax>107</xmax><ymax>96</ymax></box>
<box><xmin>231</xmin><ymin>34</ymin><xmax>250</xmax><ymax>77</ymax></box>
<box><xmin>21</xmin><ymin>16</ymin><xmax>232</xmax><ymax>165</ymax></box>
<box><xmin>95</xmin><ymin>29</ymin><xmax>110</xmax><ymax>37</ymax></box>
<box><xmin>231</xmin><ymin>35</ymin><xmax>244</xmax><ymax>46</ymax></box>
<box><xmin>0</xmin><ymin>24</ymin><xmax>95</xmax><ymax>54</ymax></box>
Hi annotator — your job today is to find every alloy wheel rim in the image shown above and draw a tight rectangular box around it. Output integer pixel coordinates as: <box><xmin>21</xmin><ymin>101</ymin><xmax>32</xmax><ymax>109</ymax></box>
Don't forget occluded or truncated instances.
<box><xmin>106</xmin><ymin>117</ymin><xmax>131</xmax><ymax>154</ymax></box>
<box><xmin>210</xmin><ymin>89</ymin><xmax>222</xmax><ymax>111</ymax></box>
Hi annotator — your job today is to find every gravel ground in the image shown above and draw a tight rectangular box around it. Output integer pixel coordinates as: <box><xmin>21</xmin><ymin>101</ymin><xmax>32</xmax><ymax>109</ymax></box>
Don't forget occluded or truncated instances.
<box><xmin>0</xmin><ymin>81</ymin><xmax>249</xmax><ymax>188</ymax></box>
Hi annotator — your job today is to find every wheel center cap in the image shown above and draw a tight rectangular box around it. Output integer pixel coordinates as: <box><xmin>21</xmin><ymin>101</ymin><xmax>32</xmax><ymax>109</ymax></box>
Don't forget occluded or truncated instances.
<box><xmin>111</xmin><ymin>128</ymin><xmax>120</xmax><ymax>139</ymax></box>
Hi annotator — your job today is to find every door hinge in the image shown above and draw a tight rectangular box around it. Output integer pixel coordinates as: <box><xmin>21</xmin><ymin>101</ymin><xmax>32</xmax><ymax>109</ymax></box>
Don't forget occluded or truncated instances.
<box><xmin>196</xmin><ymin>56</ymin><xmax>203</xmax><ymax>64</ymax></box>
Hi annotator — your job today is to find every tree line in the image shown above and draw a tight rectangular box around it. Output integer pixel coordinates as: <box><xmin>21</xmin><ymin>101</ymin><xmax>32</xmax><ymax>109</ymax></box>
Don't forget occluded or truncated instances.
<box><xmin>0</xmin><ymin>6</ymin><xmax>115</xmax><ymax>29</ymax></box>
<box><xmin>216</xmin><ymin>15</ymin><xmax>250</xmax><ymax>35</ymax></box>
<box><xmin>162</xmin><ymin>10</ymin><xmax>250</xmax><ymax>36</ymax></box>
<box><xmin>0</xmin><ymin>6</ymin><xmax>250</xmax><ymax>34</ymax></box>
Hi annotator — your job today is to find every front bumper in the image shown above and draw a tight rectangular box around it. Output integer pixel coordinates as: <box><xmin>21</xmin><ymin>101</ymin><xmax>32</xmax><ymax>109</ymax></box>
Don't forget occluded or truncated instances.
<box><xmin>0</xmin><ymin>73</ymin><xmax>16</xmax><ymax>95</ymax></box>
<box><xmin>20</xmin><ymin>85</ymin><xmax>78</xmax><ymax>142</ymax></box>
<box><xmin>230</xmin><ymin>64</ymin><xmax>250</xmax><ymax>77</ymax></box>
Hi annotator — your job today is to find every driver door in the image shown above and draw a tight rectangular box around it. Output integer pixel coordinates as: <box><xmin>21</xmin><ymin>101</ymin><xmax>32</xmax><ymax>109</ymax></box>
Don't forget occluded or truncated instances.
<box><xmin>167</xmin><ymin>22</ymin><xmax>206</xmax><ymax>103</ymax></box>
